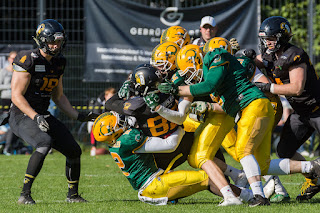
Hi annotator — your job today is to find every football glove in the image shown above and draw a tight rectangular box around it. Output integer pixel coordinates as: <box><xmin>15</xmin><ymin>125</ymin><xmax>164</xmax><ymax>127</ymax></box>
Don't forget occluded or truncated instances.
<box><xmin>77</xmin><ymin>112</ymin><xmax>99</xmax><ymax>122</ymax></box>
<box><xmin>254</xmin><ymin>82</ymin><xmax>271</xmax><ymax>92</ymax></box>
<box><xmin>230</xmin><ymin>38</ymin><xmax>240</xmax><ymax>54</ymax></box>
<box><xmin>118</xmin><ymin>80</ymin><xmax>131</xmax><ymax>99</ymax></box>
<box><xmin>190</xmin><ymin>101</ymin><xmax>215</xmax><ymax>115</ymax></box>
<box><xmin>234</xmin><ymin>49</ymin><xmax>257</xmax><ymax>59</ymax></box>
<box><xmin>158</xmin><ymin>80</ymin><xmax>178</xmax><ymax>95</ymax></box>
<box><xmin>143</xmin><ymin>93</ymin><xmax>160</xmax><ymax>110</ymax></box>
<box><xmin>188</xmin><ymin>113</ymin><xmax>206</xmax><ymax>123</ymax></box>
<box><xmin>34</xmin><ymin>114</ymin><xmax>50</xmax><ymax>132</ymax></box>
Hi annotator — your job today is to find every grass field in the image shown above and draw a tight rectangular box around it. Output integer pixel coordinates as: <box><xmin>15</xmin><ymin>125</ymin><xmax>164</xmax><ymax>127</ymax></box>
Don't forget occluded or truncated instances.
<box><xmin>1</xmin><ymin>150</ymin><xmax>320</xmax><ymax>213</ymax></box>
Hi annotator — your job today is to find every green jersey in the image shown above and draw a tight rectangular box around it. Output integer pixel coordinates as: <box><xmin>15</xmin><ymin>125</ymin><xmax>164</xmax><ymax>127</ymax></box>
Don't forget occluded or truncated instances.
<box><xmin>171</xmin><ymin>70</ymin><xmax>185</xmax><ymax>86</ymax></box>
<box><xmin>236</xmin><ymin>56</ymin><xmax>256</xmax><ymax>81</ymax></box>
<box><xmin>190</xmin><ymin>48</ymin><xmax>266</xmax><ymax>117</ymax></box>
<box><xmin>109</xmin><ymin>128</ymin><xmax>158</xmax><ymax>190</ymax></box>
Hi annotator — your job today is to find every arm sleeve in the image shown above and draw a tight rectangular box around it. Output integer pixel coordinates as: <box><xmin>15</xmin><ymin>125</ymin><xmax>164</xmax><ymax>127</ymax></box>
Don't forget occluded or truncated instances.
<box><xmin>134</xmin><ymin>126</ymin><xmax>185</xmax><ymax>153</ymax></box>
<box><xmin>104</xmin><ymin>93</ymin><xmax>126</xmax><ymax>115</ymax></box>
<box><xmin>155</xmin><ymin>99</ymin><xmax>191</xmax><ymax>125</ymax></box>
<box><xmin>190</xmin><ymin>65</ymin><xmax>226</xmax><ymax>97</ymax></box>
<box><xmin>251</xmin><ymin>67</ymin><xmax>267</xmax><ymax>83</ymax></box>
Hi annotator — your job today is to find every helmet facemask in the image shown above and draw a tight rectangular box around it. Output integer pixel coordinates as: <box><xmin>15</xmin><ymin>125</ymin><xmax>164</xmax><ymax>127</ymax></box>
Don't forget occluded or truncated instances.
<box><xmin>178</xmin><ymin>56</ymin><xmax>203</xmax><ymax>85</ymax></box>
<box><xmin>259</xmin><ymin>35</ymin><xmax>281</xmax><ymax>53</ymax></box>
<box><xmin>102</xmin><ymin>111</ymin><xmax>128</xmax><ymax>146</ymax></box>
<box><xmin>151</xmin><ymin>59</ymin><xmax>173</xmax><ymax>79</ymax></box>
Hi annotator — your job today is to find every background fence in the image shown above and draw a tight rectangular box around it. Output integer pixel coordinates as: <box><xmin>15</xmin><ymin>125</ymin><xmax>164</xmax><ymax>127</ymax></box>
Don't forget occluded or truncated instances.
<box><xmin>1</xmin><ymin>0</ymin><xmax>319</xmax><ymax>144</ymax></box>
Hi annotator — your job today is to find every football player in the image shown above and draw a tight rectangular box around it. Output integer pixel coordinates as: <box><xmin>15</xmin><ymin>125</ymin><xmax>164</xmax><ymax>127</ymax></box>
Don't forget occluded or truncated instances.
<box><xmin>160</xmin><ymin>26</ymin><xmax>190</xmax><ymax>48</ymax></box>
<box><xmin>255</xmin><ymin>16</ymin><xmax>320</xmax><ymax>201</ymax></box>
<box><xmin>150</xmin><ymin>41</ymin><xmax>249</xmax><ymax>190</ymax></box>
<box><xmin>200</xmin><ymin>38</ymin><xmax>289</xmax><ymax>202</ymax></box>
<box><xmin>92</xmin><ymin>111</ymin><xmax>253</xmax><ymax>206</ymax></box>
<box><xmin>106</xmin><ymin>64</ymin><xmax>190</xmax><ymax>169</ymax></box>
<box><xmin>9</xmin><ymin>19</ymin><xmax>98</xmax><ymax>204</ymax></box>
<box><xmin>158</xmin><ymin>40</ymin><xmax>320</xmax><ymax>206</ymax></box>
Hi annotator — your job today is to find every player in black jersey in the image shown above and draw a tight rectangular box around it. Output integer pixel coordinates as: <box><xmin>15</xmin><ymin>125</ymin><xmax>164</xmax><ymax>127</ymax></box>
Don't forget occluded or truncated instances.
<box><xmin>255</xmin><ymin>16</ymin><xmax>320</xmax><ymax>201</ymax></box>
<box><xmin>9</xmin><ymin>19</ymin><xmax>97</xmax><ymax>204</ymax></box>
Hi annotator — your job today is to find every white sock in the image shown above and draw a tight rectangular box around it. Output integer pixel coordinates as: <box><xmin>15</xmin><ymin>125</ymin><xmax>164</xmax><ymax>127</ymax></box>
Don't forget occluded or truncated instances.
<box><xmin>250</xmin><ymin>181</ymin><xmax>265</xmax><ymax>197</ymax></box>
<box><xmin>301</xmin><ymin>161</ymin><xmax>312</xmax><ymax>173</ymax></box>
<box><xmin>224</xmin><ymin>165</ymin><xmax>242</xmax><ymax>183</ymax></box>
<box><xmin>240</xmin><ymin>155</ymin><xmax>261</xmax><ymax>178</ymax></box>
<box><xmin>220</xmin><ymin>185</ymin><xmax>236</xmax><ymax>199</ymax></box>
<box><xmin>274</xmin><ymin>176</ymin><xmax>288</xmax><ymax>195</ymax></box>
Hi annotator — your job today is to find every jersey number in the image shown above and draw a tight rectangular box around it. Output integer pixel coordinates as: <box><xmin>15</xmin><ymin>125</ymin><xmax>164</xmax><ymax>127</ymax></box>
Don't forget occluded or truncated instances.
<box><xmin>110</xmin><ymin>152</ymin><xmax>130</xmax><ymax>176</ymax></box>
<box><xmin>40</xmin><ymin>77</ymin><xmax>59</xmax><ymax>91</ymax></box>
<box><xmin>147</xmin><ymin>115</ymin><xmax>176</xmax><ymax>137</ymax></box>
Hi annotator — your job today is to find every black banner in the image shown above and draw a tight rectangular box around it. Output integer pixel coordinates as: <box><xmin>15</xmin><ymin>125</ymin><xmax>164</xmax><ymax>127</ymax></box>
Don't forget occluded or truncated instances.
<box><xmin>84</xmin><ymin>0</ymin><xmax>258</xmax><ymax>82</ymax></box>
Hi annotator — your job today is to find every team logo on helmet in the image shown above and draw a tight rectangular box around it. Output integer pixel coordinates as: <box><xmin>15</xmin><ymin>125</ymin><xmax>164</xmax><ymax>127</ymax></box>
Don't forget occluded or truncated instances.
<box><xmin>280</xmin><ymin>22</ymin><xmax>291</xmax><ymax>34</ymax></box>
<box><xmin>36</xmin><ymin>24</ymin><xmax>45</xmax><ymax>36</ymax></box>
<box><xmin>135</xmin><ymin>72</ymin><xmax>146</xmax><ymax>86</ymax></box>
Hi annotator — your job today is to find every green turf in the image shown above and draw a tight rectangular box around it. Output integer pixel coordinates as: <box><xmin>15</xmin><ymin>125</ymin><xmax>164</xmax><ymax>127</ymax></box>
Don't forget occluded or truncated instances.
<box><xmin>1</xmin><ymin>151</ymin><xmax>320</xmax><ymax>213</ymax></box>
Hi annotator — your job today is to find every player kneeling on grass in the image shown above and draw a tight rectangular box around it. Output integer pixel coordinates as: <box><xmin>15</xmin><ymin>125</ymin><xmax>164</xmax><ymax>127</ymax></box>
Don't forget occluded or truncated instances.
<box><xmin>92</xmin><ymin>111</ymin><xmax>253</xmax><ymax>206</ymax></box>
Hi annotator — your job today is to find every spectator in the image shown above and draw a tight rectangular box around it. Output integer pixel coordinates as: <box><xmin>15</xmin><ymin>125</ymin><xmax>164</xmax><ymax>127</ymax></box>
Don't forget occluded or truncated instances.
<box><xmin>0</xmin><ymin>51</ymin><xmax>17</xmax><ymax>112</ymax></box>
<box><xmin>88</xmin><ymin>87</ymin><xmax>116</xmax><ymax>156</ymax></box>
<box><xmin>192</xmin><ymin>16</ymin><xmax>218</xmax><ymax>47</ymax></box>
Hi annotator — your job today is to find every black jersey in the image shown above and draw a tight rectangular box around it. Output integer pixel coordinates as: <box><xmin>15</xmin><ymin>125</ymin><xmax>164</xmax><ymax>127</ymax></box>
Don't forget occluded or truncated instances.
<box><xmin>262</xmin><ymin>44</ymin><xmax>320</xmax><ymax>115</ymax></box>
<box><xmin>105</xmin><ymin>93</ymin><xmax>178</xmax><ymax>138</ymax></box>
<box><xmin>12</xmin><ymin>49</ymin><xmax>65</xmax><ymax>114</ymax></box>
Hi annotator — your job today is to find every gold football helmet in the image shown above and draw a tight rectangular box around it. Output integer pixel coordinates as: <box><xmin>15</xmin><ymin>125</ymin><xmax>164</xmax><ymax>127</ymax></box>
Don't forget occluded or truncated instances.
<box><xmin>160</xmin><ymin>26</ymin><xmax>190</xmax><ymax>48</ymax></box>
<box><xmin>92</xmin><ymin>111</ymin><xmax>127</xmax><ymax>146</ymax></box>
<box><xmin>150</xmin><ymin>41</ymin><xmax>180</xmax><ymax>79</ymax></box>
<box><xmin>203</xmin><ymin>37</ymin><xmax>232</xmax><ymax>55</ymax></box>
<box><xmin>176</xmin><ymin>44</ymin><xmax>203</xmax><ymax>85</ymax></box>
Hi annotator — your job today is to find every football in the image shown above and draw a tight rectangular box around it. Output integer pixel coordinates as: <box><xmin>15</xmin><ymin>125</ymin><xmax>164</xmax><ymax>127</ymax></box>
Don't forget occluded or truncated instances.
<box><xmin>95</xmin><ymin>148</ymin><xmax>109</xmax><ymax>155</ymax></box>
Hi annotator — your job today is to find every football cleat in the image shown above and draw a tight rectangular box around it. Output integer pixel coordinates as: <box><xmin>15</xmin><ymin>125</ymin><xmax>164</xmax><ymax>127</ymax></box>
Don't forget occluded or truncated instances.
<box><xmin>270</xmin><ymin>194</ymin><xmax>290</xmax><ymax>203</ymax></box>
<box><xmin>296</xmin><ymin>178</ymin><xmax>320</xmax><ymax>201</ymax></box>
<box><xmin>248</xmin><ymin>195</ymin><xmax>270</xmax><ymax>207</ymax></box>
<box><xmin>66</xmin><ymin>193</ymin><xmax>88</xmax><ymax>203</ymax></box>
<box><xmin>218</xmin><ymin>197</ymin><xmax>242</xmax><ymax>206</ymax></box>
<box><xmin>310</xmin><ymin>157</ymin><xmax>320</xmax><ymax>178</ymax></box>
<box><xmin>18</xmin><ymin>192</ymin><xmax>36</xmax><ymax>205</ymax></box>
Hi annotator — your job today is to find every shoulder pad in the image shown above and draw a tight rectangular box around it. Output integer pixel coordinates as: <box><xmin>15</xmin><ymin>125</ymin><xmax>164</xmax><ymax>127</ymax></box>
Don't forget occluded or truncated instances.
<box><xmin>278</xmin><ymin>45</ymin><xmax>306</xmax><ymax>69</ymax></box>
<box><xmin>123</xmin><ymin>97</ymin><xmax>145</xmax><ymax>115</ymax></box>
<box><xmin>204</xmin><ymin>48</ymin><xmax>230</xmax><ymax>67</ymax></box>
<box><xmin>13</xmin><ymin>49</ymin><xmax>38</xmax><ymax>71</ymax></box>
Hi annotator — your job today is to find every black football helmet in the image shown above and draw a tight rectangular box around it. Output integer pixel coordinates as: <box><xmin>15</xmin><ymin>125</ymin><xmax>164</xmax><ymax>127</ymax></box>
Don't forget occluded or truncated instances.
<box><xmin>258</xmin><ymin>16</ymin><xmax>292</xmax><ymax>53</ymax></box>
<box><xmin>33</xmin><ymin>19</ymin><xmax>67</xmax><ymax>56</ymax></box>
<box><xmin>131</xmin><ymin>64</ymin><xmax>162</xmax><ymax>96</ymax></box>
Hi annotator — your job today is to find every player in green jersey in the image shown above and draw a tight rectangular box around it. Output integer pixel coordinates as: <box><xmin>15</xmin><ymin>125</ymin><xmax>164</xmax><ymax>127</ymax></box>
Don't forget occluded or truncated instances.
<box><xmin>158</xmin><ymin>42</ymin><xmax>320</xmax><ymax>206</ymax></box>
<box><xmin>92</xmin><ymin>111</ymin><xmax>254</xmax><ymax>206</ymax></box>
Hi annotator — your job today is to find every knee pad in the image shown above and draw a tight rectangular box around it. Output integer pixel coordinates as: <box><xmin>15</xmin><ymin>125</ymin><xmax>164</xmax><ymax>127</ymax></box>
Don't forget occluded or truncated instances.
<box><xmin>35</xmin><ymin>146</ymin><xmax>51</xmax><ymax>155</ymax></box>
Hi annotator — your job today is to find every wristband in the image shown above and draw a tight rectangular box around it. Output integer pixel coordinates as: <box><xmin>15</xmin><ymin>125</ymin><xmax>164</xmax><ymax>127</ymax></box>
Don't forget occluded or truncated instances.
<box><xmin>270</xmin><ymin>83</ymin><xmax>275</xmax><ymax>94</ymax></box>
